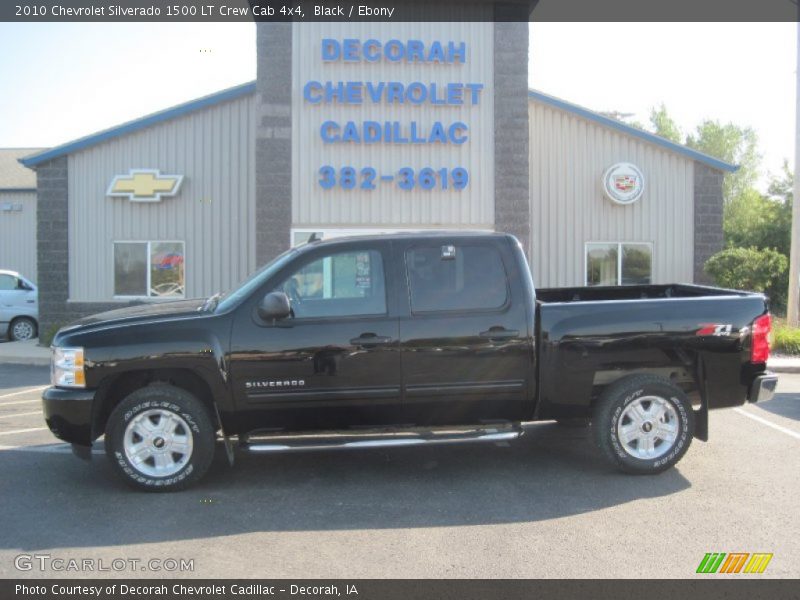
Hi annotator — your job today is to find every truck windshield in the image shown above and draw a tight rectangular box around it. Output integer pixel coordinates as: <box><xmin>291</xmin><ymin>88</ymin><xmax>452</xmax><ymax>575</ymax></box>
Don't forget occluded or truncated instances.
<box><xmin>213</xmin><ymin>248</ymin><xmax>298</xmax><ymax>313</ymax></box>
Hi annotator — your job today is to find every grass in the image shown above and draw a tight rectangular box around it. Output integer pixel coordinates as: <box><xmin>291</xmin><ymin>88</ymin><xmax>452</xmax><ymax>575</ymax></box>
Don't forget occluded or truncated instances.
<box><xmin>772</xmin><ymin>317</ymin><xmax>800</xmax><ymax>356</ymax></box>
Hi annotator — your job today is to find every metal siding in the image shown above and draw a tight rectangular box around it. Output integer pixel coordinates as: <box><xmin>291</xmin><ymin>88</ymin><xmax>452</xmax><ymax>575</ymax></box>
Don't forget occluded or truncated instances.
<box><xmin>68</xmin><ymin>94</ymin><xmax>255</xmax><ymax>302</ymax></box>
<box><xmin>529</xmin><ymin>101</ymin><xmax>694</xmax><ymax>288</ymax></box>
<box><xmin>0</xmin><ymin>191</ymin><xmax>37</xmax><ymax>281</ymax></box>
<box><xmin>292</xmin><ymin>22</ymin><xmax>494</xmax><ymax>230</ymax></box>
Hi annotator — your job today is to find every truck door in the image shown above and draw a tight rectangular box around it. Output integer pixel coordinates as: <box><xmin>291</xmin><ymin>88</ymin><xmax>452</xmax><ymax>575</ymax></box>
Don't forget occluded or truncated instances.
<box><xmin>398</xmin><ymin>238</ymin><xmax>530</xmax><ymax>425</ymax></box>
<box><xmin>228</xmin><ymin>240</ymin><xmax>403</xmax><ymax>430</ymax></box>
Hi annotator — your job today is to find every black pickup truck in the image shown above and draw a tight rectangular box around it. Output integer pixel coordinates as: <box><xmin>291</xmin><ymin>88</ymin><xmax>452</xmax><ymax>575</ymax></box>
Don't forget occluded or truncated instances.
<box><xmin>43</xmin><ymin>232</ymin><xmax>777</xmax><ymax>491</ymax></box>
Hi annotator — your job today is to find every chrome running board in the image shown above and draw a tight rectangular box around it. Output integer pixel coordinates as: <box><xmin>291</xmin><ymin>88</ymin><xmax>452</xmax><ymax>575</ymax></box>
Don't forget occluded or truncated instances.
<box><xmin>240</xmin><ymin>423</ymin><xmax>523</xmax><ymax>453</ymax></box>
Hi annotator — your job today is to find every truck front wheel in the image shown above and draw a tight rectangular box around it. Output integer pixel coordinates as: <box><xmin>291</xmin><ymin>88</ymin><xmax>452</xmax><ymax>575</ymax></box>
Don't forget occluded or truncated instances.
<box><xmin>105</xmin><ymin>384</ymin><xmax>216</xmax><ymax>492</ymax></box>
<box><xmin>593</xmin><ymin>375</ymin><xmax>694</xmax><ymax>474</ymax></box>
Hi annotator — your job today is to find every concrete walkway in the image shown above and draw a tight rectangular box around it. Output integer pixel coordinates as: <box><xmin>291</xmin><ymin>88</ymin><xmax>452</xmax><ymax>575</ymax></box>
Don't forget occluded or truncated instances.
<box><xmin>0</xmin><ymin>339</ymin><xmax>49</xmax><ymax>366</ymax></box>
<box><xmin>1</xmin><ymin>338</ymin><xmax>800</xmax><ymax>373</ymax></box>
<box><xmin>766</xmin><ymin>355</ymin><xmax>800</xmax><ymax>374</ymax></box>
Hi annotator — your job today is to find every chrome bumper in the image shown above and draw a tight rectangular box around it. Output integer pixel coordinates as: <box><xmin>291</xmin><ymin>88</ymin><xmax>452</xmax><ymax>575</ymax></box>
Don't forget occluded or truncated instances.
<box><xmin>748</xmin><ymin>372</ymin><xmax>778</xmax><ymax>404</ymax></box>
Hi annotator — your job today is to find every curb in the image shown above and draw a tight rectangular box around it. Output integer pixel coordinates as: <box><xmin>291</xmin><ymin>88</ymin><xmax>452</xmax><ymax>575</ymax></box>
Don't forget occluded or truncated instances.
<box><xmin>0</xmin><ymin>356</ymin><xmax>50</xmax><ymax>367</ymax></box>
<box><xmin>768</xmin><ymin>364</ymin><xmax>800</xmax><ymax>374</ymax></box>
<box><xmin>0</xmin><ymin>340</ymin><xmax>50</xmax><ymax>367</ymax></box>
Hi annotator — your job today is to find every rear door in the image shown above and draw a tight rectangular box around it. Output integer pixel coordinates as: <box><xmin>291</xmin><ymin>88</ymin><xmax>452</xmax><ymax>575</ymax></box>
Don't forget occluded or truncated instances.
<box><xmin>397</xmin><ymin>237</ymin><xmax>531</xmax><ymax>425</ymax></box>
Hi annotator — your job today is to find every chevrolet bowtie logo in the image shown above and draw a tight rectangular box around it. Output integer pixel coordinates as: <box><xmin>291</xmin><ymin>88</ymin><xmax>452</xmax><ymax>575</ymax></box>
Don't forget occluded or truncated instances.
<box><xmin>107</xmin><ymin>169</ymin><xmax>184</xmax><ymax>203</ymax></box>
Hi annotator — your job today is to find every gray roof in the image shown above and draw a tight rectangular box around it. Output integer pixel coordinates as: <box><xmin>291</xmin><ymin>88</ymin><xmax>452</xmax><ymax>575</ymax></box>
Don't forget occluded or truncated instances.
<box><xmin>0</xmin><ymin>149</ymin><xmax>44</xmax><ymax>190</ymax></box>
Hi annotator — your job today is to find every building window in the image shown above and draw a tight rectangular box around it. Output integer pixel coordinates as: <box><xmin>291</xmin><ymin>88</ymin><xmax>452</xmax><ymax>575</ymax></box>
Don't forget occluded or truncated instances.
<box><xmin>113</xmin><ymin>241</ymin><xmax>185</xmax><ymax>298</ymax></box>
<box><xmin>290</xmin><ymin>228</ymin><xmax>495</xmax><ymax>247</ymax></box>
<box><xmin>291</xmin><ymin>228</ymin><xmax>409</xmax><ymax>247</ymax></box>
<box><xmin>586</xmin><ymin>242</ymin><xmax>652</xmax><ymax>286</ymax></box>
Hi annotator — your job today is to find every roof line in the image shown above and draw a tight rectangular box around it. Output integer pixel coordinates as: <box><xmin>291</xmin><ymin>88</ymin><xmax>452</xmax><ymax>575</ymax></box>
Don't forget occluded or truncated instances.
<box><xmin>16</xmin><ymin>80</ymin><xmax>736</xmax><ymax>174</ymax></box>
<box><xmin>527</xmin><ymin>89</ymin><xmax>738</xmax><ymax>173</ymax></box>
<box><xmin>19</xmin><ymin>81</ymin><xmax>257</xmax><ymax>168</ymax></box>
<box><xmin>0</xmin><ymin>188</ymin><xmax>36</xmax><ymax>193</ymax></box>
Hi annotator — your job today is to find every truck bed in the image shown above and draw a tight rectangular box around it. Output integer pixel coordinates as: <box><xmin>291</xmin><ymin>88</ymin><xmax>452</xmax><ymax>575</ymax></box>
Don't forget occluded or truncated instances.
<box><xmin>533</xmin><ymin>283</ymin><xmax>770</xmax><ymax>422</ymax></box>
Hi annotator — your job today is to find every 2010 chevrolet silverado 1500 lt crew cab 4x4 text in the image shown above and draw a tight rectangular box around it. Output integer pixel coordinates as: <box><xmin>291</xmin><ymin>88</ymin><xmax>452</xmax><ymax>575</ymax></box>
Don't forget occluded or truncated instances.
<box><xmin>42</xmin><ymin>232</ymin><xmax>778</xmax><ymax>491</ymax></box>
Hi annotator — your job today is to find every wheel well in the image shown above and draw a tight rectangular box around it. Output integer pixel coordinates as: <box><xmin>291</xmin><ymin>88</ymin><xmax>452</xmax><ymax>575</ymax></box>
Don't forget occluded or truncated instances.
<box><xmin>9</xmin><ymin>315</ymin><xmax>37</xmax><ymax>327</ymax></box>
<box><xmin>94</xmin><ymin>369</ymin><xmax>219</xmax><ymax>438</ymax></box>
<box><xmin>589</xmin><ymin>366</ymin><xmax>700</xmax><ymax>408</ymax></box>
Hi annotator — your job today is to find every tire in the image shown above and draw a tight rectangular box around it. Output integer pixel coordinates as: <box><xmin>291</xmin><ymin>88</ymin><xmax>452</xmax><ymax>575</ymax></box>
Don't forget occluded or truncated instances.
<box><xmin>592</xmin><ymin>374</ymin><xmax>694</xmax><ymax>474</ymax></box>
<box><xmin>105</xmin><ymin>384</ymin><xmax>216</xmax><ymax>492</ymax></box>
<box><xmin>9</xmin><ymin>317</ymin><xmax>37</xmax><ymax>341</ymax></box>
<box><xmin>555</xmin><ymin>418</ymin><xmax>590</xmax><ymax>428</ymax></box>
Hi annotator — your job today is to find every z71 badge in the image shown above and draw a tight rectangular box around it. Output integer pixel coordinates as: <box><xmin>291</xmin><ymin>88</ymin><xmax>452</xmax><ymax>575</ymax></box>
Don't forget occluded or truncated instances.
<box><xmin>696</xmin><ymin>323</ymin><xmax>733</xmax><ymax>337</ymax></box>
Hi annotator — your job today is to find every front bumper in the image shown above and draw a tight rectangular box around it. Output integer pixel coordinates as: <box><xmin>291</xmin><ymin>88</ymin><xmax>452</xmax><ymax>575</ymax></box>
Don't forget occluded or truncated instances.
<box><xmin>748</xmin><ymin>372</ymin><xmax>778</xmax><ymax>404</ymax></box>
<box><xmin>42</xmin><ymin>386</ymin><xmax>96</xmax><ymax>446</ymax></box>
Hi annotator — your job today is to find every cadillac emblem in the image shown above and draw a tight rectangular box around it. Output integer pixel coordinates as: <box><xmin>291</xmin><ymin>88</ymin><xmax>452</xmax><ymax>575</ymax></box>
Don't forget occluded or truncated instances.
<box><xmin>603</xmin><ymin>162</ymin><xmax>645</xmax><ymax>205</ymax></box>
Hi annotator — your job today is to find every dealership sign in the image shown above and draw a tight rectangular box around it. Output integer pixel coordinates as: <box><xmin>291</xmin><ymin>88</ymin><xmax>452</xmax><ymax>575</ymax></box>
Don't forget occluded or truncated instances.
<box><xmin>603</xmin><ymin>162</ymin><xmax>645</xmax><ymax>205</ymax></box>
<box><xmin>303</xmin><ymin>38</ymin><xmax>484</xmax><ymax>192</ymax></box>
<box><xmin>107</xmin><ymin>169</ymin><xmax>184</xmax><ymax>203</ymax></box>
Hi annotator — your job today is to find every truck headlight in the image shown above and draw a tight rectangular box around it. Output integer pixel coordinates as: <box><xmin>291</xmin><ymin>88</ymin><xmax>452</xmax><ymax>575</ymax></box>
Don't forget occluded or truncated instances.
<box><xmin>51</xmin><ymin>347</ymin><xmax>86</xmax><ymax>388</ymax></box>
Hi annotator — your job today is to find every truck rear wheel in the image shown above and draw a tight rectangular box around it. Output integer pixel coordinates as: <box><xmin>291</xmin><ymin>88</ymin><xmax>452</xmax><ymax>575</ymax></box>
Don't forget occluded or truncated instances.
<box><xmin>593</xmin><ymin>374</ymin><xmax>694</xmax><ymax>474</ymax></box>
<box><xmin>105</xmin><ymin>384</ymin><xmax>215</xmax><ymax>492</ymax></box>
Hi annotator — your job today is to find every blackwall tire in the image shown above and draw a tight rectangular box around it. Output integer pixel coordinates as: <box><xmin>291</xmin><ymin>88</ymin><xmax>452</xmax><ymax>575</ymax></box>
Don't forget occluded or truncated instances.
<box><xmin>9</xmin><ymin>317</ymin><xmax>37</xmax><ymax>341</ymax></box>
<box><xmin>592</xmin><ymin>374</ymin><xmax>694</xmax><ymax>474</ymax></box>
<box><xmin>105</xmin><ymin>384</ymin><xmax>215</xmax><ymax>492</ymax></box>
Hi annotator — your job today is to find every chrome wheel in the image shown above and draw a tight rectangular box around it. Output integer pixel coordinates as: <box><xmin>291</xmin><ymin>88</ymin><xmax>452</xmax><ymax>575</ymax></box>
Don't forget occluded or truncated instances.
<box><xmin>617</xmin><ymin>396</ymin><xmax>679</xmax><ymax>460</ymax></box>
<box><xmin>11</xmin><ymin>319</ymin><xmax>35</xmax><ymax>341</ymax></box>
<box><xmin>123</xmin><ymin>409</ymin><xmax>193</xmax><ymax>478</ymax></box>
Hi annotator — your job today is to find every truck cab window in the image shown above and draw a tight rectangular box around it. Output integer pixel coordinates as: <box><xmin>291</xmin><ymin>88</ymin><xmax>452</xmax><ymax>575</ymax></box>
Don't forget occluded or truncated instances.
<box><xmin>406</xmin><ymin>245</ymin><xmax>508</xmax><ymax>312</ymax></box>
<box><xmin>275</xmin><ymin>249</ymin><xmax>386</xmax><ymax>319</ymax></box>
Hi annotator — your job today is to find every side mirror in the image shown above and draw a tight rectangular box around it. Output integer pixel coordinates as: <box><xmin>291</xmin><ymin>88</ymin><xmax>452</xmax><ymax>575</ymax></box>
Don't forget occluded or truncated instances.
<box><xmin>258</xmin><ymin>291</ymin><xmax>291</xmax><ymax>321</ymax></box>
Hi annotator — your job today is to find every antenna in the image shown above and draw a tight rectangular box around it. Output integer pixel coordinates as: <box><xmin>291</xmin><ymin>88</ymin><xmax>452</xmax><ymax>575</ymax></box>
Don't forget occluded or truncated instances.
<box><xmin>307</xmin><ymin>232</ymin><xmax>323</xmax><ymax>243</ymax></box>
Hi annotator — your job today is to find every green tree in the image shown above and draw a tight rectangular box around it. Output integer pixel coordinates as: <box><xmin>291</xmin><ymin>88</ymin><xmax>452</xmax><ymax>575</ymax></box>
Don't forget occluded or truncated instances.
<box><xmin>719</xmin><ymin>184</ymin><xmax>791</xmax><ymax>311</ymax></box>
<box><xmin>705</xmin><ymin>247</ymin><xmax>788</xmax><ymax>299</ymax></box>
<box><xmin>649</xmin><ymin>104</ymin><xmax>681</xmax><ymax>142</ymax></box>
<box><xmin>767</xmin><ymin>160</ymin><xmax>793</xmax><ymax>205</ymax></box>
<box><xmin>686</xmin><ymin>120</ymin><xmax>760</xmax><ymax>202</ymax></box>
<box><xmin>723</xmin><ymin>188</ymin><xmax>791</xmax><ymax>256</ymax></box>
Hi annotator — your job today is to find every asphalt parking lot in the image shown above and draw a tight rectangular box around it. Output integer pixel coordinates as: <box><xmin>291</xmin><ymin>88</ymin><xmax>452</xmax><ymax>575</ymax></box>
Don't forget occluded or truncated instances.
<box><xmin>0</xmin><ymin>363</ymin><xmax>798</xmax><ymax>579</ymax></box>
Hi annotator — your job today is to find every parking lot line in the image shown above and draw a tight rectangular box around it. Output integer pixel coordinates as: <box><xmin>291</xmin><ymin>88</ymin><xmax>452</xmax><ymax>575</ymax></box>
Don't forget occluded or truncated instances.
<box><xmin>1</xmin><ymin>410</ymin><xmax>42</xmax><ymax>417</ymax></box>
<box><xmin>0</xmin><ymin>427</ymin><xmax>47</xmax><ymax>437</ymax></box>
<box><xmin>733</xmin><ymin>407</ymin><xmax>800</xmax><ymax>441</ymax></box>
<box><xmin>0</xmin><ymin>386</ymin><xmax>48</xmax><ymax>400</ymax></box>
<box><xmin>0</xmin><ymin>398</ymin><xmax>39</xmax><ymax>407</ymax></box>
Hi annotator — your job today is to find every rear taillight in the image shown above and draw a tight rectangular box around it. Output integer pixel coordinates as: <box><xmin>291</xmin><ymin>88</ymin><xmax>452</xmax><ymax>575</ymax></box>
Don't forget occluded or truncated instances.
<box><xmin>751</xmin><ymin>314</ymin><xmax>771</xmax><ymax>364</ymax></box>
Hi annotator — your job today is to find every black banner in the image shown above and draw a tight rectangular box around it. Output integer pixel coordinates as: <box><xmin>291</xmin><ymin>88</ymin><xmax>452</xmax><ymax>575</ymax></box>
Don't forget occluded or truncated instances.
<box><xmin>3</xmin><ymin>580</ymin><xmax>800</xmax><ymax>600</ymax></box>
<box><xmin>0</xmin><ymin>0</ymin><xmax>798</xmax><ymax>22</ymax></box>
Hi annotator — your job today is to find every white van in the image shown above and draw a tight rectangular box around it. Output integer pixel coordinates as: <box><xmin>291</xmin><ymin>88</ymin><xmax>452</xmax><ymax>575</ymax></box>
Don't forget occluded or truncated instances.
<box><xmin>0</xmin><ymin>270</ymin><xmax>38</xmax><ymax>341</ymax></box>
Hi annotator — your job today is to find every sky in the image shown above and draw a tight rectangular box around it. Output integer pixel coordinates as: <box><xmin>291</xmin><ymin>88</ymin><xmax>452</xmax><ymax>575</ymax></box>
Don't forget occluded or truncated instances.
<box><xmin>529</xmin><ymin>22</ymin><xmax>797</xmax><ymax>190</ymax></box>
<box><xmin>0</xmin><ymin>22</ymin><xmax>795</xmax><ymax>191</ymax></box>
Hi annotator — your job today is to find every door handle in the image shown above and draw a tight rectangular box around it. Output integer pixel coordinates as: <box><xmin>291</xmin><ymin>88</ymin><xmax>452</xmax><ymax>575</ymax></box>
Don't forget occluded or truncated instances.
<box><xmin>350</xmin><ymin>334</ymin><xmax>393</xmax><ymax>347</ymax></box>
<box><xmin>479</xmin><ymin>327</ymin><xmax>519</xmax><ymax>340</ymax></box>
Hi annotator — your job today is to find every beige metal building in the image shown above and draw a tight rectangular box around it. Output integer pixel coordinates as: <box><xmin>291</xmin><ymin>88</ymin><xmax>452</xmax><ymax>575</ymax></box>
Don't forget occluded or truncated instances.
<box><xmin>19</xmin><ymin>23</ymin><xmax>734</xmax><ymax>337</ymax></box>
<box><xmin>0</xmin><ymin>148</ymin><xmax>42</xmax><ymax>281</ymax></box>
